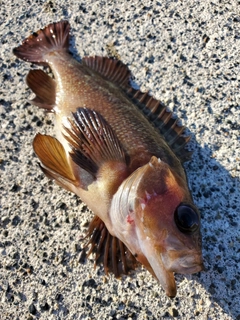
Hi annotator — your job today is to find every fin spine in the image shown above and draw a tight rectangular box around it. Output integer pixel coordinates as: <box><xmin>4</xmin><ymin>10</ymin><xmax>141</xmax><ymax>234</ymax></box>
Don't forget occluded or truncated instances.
<box><xmin>126</xmin><ymin>87</ymin><xmax>192</xmax><ymax>162</ymax></box>
<box><xmin>82</xmin><ymin>216</ymin><xmax>139</xmax><ymax>277</ymax></box>
<box><xmin>82</xmin><ymin>56</ymin><xmax>131</xmax><ymax>90</ymax></box>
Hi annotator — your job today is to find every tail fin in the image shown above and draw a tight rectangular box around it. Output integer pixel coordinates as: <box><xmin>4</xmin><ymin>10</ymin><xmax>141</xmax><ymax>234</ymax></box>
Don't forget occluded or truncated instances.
<box><xmin>13</xmin><ymin>20</ymin><xmax>70</xmax><ymax>66</ymax></box>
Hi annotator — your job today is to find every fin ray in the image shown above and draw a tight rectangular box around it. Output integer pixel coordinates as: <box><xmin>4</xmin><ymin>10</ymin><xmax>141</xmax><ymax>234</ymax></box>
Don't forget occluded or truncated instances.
<box><xmin>82</xmin><ymin>56</ymin><xmax>192</xmax><ymax>162</ymax></box>
<box><xmin>82</xmin><ymin>216</ymin><xmax>139</xmax><ymax>277</ymax></box>
<box><xmin>64</xmin><ymin>108</ymin><xmax>127</xmax><ymax>177</ymax></box>
<box><xmin>27</xmin><ymin>70</ymin><xmax>56</xmax><ymax>111</ymax></box>
<box><xmin>126</xmin><ymin>87</ymin><xmax>192</xmax><ymax>162</ymax></box>
<box><xmin>33</xmin><ymin>133</ymin><xmax>76</xmax><ymax>183</ymax></box>
<box><xmin>82</xmin><ymin>56</ymin><xmax>131</xmax><ymax>90</ymax></box>
<box><xmin>13</xmin><ymin>20</ymin><xmax>70</xmax><ymax>65</ymax></box>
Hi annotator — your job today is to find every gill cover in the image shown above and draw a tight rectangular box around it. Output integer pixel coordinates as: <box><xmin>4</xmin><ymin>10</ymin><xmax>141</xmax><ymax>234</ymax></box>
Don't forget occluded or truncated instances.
<box><xmin>110</xmin><ymin>156</ymin><xmax>203</xmax><ymax>297</ymax></box>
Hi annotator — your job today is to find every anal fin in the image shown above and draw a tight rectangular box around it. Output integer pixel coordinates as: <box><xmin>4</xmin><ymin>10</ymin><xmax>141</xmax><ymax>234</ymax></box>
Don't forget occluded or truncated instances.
<box><xmin>27</xmin><ymin>70</ymin><xmax>56</xmax><ymax>111</ymax></box>
<box><xmin>81</xmin><ymin>216</ymin><xmax>139</xmax><ymax>277</ymax></box>
<box><xmin>33</xmin><ymin>133</ymin><xmax>78</xmax><ymax>191</ymax></box>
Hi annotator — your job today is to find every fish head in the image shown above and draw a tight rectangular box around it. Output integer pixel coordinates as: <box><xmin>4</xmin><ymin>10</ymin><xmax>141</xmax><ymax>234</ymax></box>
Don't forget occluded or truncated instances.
<box><xmin>115</xmin><ymin>156</ymin><xmax>203</xmax><ymax>297</ymax></box>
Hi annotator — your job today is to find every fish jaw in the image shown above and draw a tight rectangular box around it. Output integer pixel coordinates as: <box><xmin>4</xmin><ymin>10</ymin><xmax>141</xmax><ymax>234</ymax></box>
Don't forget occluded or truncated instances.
<box><xmin>135</xmin><ymin>228</ymin><xmax>203</xmax><ymax>297</ymax></box>
<box><xmin>161</xmin><ymin>248</ymin><xmax>204</xmax><ymax>274</ymax></box>
<box><xmin>136</xmin><ymin>231</ymin><xmax>177</xmax><ymax>297</ymax></box>
<box><xmin>110</xmin><ymin>156</ymin><xmax>203</xmax><ymax>296</ymax></box>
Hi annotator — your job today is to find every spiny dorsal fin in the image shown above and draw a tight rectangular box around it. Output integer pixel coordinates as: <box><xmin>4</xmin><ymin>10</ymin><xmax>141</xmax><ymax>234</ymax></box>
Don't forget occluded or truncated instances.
<box><xmin>81</xmin><ymin>215</ymin><xmax>139</xmax><ymax>277</ymax></box>
<box><xmin>83</xmin><ymin>56</ymin><xmax>192</xmax><ymax>162</ymax></box>
<box><xmin>27</xmin><ymin>70</ymin><xmax>56</xmax><ymax>111</ymax></box>
<box><xmin>63</xmin><ymin>107</ymin><xmax>127</xmax><ymax>177</ymax></box>
<box><xmin>82</xmin><ymin>56</ymin><xmax>131</xmax><ymax>90</ymax></box>
<box><xmin>33</xmin><ymin>133</ymin><xmax>78</xmax><ymax>191</ymax></box>
<box><xmin>13</xmin><ymin>20</ymin><xmax>70</xmax><ymax>65</ymax></box>
<box><xmin>126</xmin><ymin>87</ymin><xmax>193</xmax><ymax>162</ymax></box>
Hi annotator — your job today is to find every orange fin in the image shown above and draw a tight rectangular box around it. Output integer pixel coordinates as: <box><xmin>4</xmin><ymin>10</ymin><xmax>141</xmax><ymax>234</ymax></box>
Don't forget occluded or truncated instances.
<box><xmin>82</xmin><ymin>56</ymin><xmax>131</xmax><ymax>90</ymax></box>
<box><xmin>126</xmin><ymin>87</ymin><xmax>192</xmax><ymax>162</ymax></box>
<box><xmin>26</xmin><ymin>70</ymin><xmax>56</xmax><ymax>111</ymax></box>
<box><xmin>13</xmin><ymin>20</ymin><xmax>70</xmax><ymax>65</ymax></box>
<box><xmin>33</xmin><ymin>133</ymin><xmax>77</xmax><ymax>191</ymax></box>
<box><xmin>81</xmin><ymin>216</ymin><xmax>139</xmax><ymax>277</ymax></box>
<box><xmin>64</xmin><ymin>108</ymin><xmax>127</xmax><ymax>177</ymax></box>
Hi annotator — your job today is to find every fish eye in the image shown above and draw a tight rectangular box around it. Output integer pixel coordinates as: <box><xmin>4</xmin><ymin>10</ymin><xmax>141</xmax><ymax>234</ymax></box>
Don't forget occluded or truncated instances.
<box><xmin>174</xmin><ymin>204</ymin><xmax>200</xmax><ymax>233</ymax></box>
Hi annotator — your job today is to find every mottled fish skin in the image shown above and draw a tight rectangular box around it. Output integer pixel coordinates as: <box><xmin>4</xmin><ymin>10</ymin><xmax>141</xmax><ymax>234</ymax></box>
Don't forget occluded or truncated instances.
<box><xmin>13</xmin><ymin>20</ymin><xmax>203</xmax><ymax>297</ymax></box>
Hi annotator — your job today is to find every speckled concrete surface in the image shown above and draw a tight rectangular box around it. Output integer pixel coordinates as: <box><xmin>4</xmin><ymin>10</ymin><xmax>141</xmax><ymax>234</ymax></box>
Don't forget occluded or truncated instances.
<box><xmin>0</xmin><ymin>1</ymin><xmax>240</xmax><ymax>319</ymax></box>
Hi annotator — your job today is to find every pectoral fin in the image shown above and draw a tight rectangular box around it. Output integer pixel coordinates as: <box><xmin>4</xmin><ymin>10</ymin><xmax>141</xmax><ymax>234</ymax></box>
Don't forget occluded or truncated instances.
<box><xmin>33</xmin><ymin>133</ymin><xmax>78</xmax><ymax>192</ymax></box>
<box><xmin>64</xmin><ymin>108</ymin><xmax>129</xmax><ymax>196</ymax></box>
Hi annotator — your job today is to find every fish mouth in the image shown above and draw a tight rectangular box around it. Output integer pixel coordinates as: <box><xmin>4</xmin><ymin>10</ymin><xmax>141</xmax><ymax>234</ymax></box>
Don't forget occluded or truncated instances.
<box><xmin>145</xmin><ymin>248</ymin><xmax>203</xmax><ymax>297</ymax></box>
<box><xmin>161</xmin><ymin>250</ymin><xmax>204</xmax><ymax>275</ymax></box>
<box><xmin>138</xmin><ymin>236</ymin><xmax>203</xmax><ymax>297</ymax></box>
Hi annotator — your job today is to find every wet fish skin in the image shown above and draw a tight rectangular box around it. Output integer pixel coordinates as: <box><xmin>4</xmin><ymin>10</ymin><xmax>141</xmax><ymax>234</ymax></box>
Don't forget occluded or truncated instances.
<box><xmin>13</xmin><ymin>20</ymin><xmax>203</xmax><ymax>297</ymax></box>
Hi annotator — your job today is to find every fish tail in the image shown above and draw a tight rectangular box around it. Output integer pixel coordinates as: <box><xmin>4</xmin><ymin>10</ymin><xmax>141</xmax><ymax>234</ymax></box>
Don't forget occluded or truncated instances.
<box><xmin>13</xmin><ymin>20</ymin><xmax>70</xmax><ymax>65</ymax></box>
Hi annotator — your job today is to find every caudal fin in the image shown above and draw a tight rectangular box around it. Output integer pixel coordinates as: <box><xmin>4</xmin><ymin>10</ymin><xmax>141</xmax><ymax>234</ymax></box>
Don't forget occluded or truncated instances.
<box><xmin>13</xmin><ymin>20</ymin><xmax>70</xmax><ymax>65</ymax></box>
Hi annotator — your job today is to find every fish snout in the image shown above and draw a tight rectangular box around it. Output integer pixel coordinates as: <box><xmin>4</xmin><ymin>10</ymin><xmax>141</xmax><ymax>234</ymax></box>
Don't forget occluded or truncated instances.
<box><xmin>161</xmin><ymin>250</ymin><xmax>204</xmax><ymax>274</ymax></box>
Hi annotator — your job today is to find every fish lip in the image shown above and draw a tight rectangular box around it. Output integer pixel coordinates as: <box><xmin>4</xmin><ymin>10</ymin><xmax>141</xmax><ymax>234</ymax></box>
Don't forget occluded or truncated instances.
<box><xmin>171</xmin><ymin>262</ymin><xmax>204</xmax><ymax>274</ymax></box>
<box><xmin>161</xmin><ymin>250</ymin><xmax>204</xmax><ymax>274</ymax></box>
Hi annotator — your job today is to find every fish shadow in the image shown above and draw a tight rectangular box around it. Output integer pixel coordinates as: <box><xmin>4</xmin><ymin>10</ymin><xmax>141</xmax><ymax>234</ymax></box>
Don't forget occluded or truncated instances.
<box><xmin>169</xmin><ymin>135</ymin><xmax>238</xmax><ymax>317</ymax></box>
<box><xmin>182</xmin><ymin>135</ymin><xmax>239</xmax><ymax>318</ymax></box>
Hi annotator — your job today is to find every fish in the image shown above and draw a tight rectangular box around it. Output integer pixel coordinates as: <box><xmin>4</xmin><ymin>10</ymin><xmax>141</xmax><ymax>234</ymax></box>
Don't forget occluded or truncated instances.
<box><xmin>13</xmin><ymin>20</ymin><xmax>203</xmax><ymax>297</ymax></box>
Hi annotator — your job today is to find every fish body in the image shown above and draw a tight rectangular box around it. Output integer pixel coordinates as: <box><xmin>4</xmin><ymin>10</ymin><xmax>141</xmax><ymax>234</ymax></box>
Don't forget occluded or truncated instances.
<box><xmin>13</xmin><ymin>21</ymin><xmax>203</xmax><ymax>297</ymax></box>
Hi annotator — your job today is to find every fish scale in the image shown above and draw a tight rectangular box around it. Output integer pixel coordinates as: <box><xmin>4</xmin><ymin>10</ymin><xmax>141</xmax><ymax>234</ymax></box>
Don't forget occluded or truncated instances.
<box><xmin>13</xmin><ymin>20</ymin><xmax>203</xmax><ymax>297</ymax></box>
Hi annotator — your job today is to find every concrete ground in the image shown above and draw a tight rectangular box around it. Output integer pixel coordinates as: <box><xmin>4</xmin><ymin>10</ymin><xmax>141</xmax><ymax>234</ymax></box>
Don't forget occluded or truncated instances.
<box><xmin>0</xmin><ymin>0</ymin><xmax>239</xmax><ymax>319</ymax></box>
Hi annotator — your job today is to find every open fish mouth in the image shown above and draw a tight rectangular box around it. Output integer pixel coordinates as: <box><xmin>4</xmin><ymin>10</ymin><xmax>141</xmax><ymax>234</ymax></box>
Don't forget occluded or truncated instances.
<box><xmin>147</xmin><ymin>253</ymin><xmax>177</xmax><ymax>298</ymax></box>
<box><xmin>159</xmin><ymin>235</ymin><xmax>204</xmax><ymax>278</ymax></box>
<box><xmin>136</xmin><ymin>233</ymin><xmax>177</xmax><ymax>297</ymax></box>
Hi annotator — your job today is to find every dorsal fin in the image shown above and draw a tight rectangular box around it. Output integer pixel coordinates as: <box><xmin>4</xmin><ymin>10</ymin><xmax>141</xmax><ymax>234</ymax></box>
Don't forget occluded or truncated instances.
<box><xmin>82</xmin><ymin>56</ymin><xmax>192</xmax><ymax>162</ymax></box>
<box><xmin>81</xmin><ymin>215</ymin><xmax>139</xmax><ymax>277</ymax></box>
<box><xmin>82</xmin><ymin>56</ymin><xmax>131</xmax><ymax>90</ymax></box>
<box><xmin>126</xmin><ymin>87</ymin><xmax>192</xmax><ymax>162</ymax></box>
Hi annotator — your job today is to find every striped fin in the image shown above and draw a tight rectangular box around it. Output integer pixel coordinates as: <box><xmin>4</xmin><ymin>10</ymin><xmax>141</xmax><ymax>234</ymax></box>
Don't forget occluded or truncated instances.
<box><xmin>81</xmin><ymin>215</ymin><xmax>139</xmax><ymax>277</ymax></box>
<box><xmin>82</xmin><ymin>56</ymin><xmax>192</xmax><ymax>162</ymax></box>
<box><xmin>13</xmin><ymin>20</ymin><xmax>70</xmax><ymax>66</ymax></box>
<box><xmin>126</xmin><ymin>87</ymin><xmax>193</xmax><ymax>162</ymax></box>
<box><xmin>63</xmin><ymin>107</ymin><xmax>127</xmax><ymax>178</ymax></box>
<box><xmin>82</xmin><ymin>56</ymin><xmax>131</xmax><ymax>90</ymax></box>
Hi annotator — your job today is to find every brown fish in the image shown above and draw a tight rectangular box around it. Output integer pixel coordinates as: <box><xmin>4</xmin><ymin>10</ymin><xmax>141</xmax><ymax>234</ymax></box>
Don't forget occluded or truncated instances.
<box><xmin>13</xmin><ymin>20</ymin><xmax>203</xmax><ymax>297</ymax></box>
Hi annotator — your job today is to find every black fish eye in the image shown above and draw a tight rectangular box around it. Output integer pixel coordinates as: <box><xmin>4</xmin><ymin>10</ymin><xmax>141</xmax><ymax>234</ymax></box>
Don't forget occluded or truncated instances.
<box><xmin>174</xmin><ymin>204</ymin><xmax>200</xmax><ymax>233</ymax></box>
